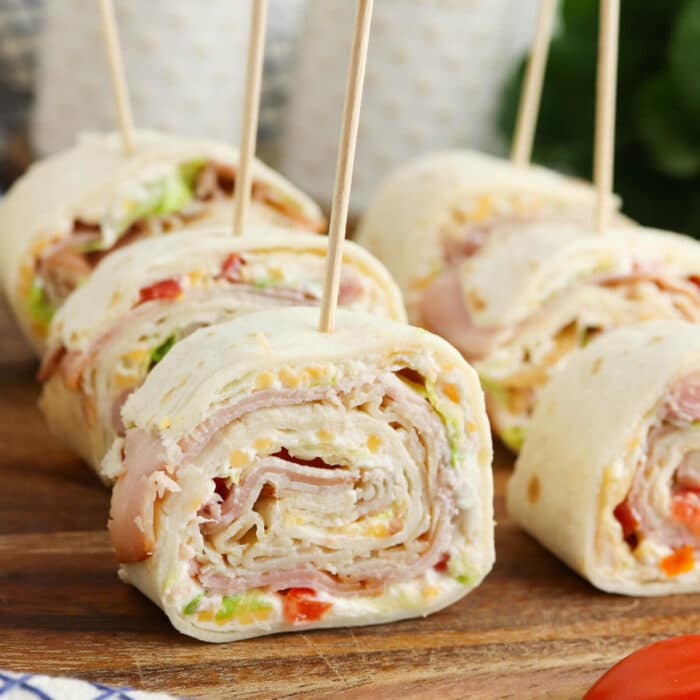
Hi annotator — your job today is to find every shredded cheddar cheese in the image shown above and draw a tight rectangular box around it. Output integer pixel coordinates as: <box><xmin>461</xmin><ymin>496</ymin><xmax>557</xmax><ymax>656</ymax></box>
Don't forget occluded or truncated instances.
<box><xmin>366</xmin><ymin>434</ymin><xmax>382</xmax><ymax>453</ymax></box>
<box><xmin>113</xmin><ymin>372</ymin><xmax>138</xmax><ymax>390</ymax></box>
<box><xmin>229</xmin><ymin>450</ymin><xmax>249</xmax><ymax>468</ymax></box>
<box><xmin>254</xmin><ymin>437</ymin><xmax>272</xmax><ymax>452</ymax></box>
<box><xmin>197</xmin><ymin>610</ymin><xmax>215</xmax><ymax>623</ymax></box>
<box><xmin>442</xmin><ymin>383</ymin><xmax>460</xmax><ymax>403</ymax></box>
<box><xmin>124</xmin><ymin>348</ymin><xmax>148</xmax><ymax>364</ymax></box>
<box><xmin>279</xmin><ymin>367</ymin><xmax>299</xmax><ymax>388</ymax></box>
<box><xmin>470</xmin><ymin>194</ymin><xmax>493</xmax><ymax>222</ymax></box>
<box><xmin>255</xmin><ymin>371</ymin><xmax>275</xmax><ymax>390</ymax></box>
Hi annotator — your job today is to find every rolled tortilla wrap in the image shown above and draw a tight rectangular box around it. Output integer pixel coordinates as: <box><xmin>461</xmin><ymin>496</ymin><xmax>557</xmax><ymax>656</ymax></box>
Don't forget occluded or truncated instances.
<box><xmin>355</xmin><ymin>150</ymin><xmax>625</xmax><ymax>322</ymax></box>
<box><xmin>39</xmin><ymin>227</ymin><xmax>405</xmax><ymax>481</ymax></box>
<box><xmin>424</xmin><ymin>224</ymin><xmax>700</xmax><ymax>451</ymax></box>
<box><xmin>106</xmin><ymin>307</ymin><xmax>494</xmax><ymax>642</ymax></box>
<box><xmin>508</xmin><ymin>320</ymin><xmax>700</xmax><ymax>595</ymax></box>
<box><xmin>0</xmin><ymin>130</ymin><xmax>324</xmax><ymax>351</ymax></box>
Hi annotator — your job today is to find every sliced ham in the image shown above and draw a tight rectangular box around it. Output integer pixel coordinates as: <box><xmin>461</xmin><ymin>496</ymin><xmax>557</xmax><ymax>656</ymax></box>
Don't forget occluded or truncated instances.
<box><xmin>197</xmin><ymin>493</ymin><xmax>452</xmax><ymax>597</ymax></box>
<box><xmin>199</xmin><ymin>565</ymin><xmax>382</xmax><ymax>598</ymax></box>
<box><xmin>420</xmin><ymin>267</ymin><xmax>505</xmax><ymax>360</ymax></box>
<box><xmin>421</xmin><ymin>266</ymin><xmax>700</xmax><ymax>365</ymax></box>
<box><xmin>38</xmin><ymin>234</ymin><xmax>96</xmax><ymax>305</ymax></box>
<box><xmin>338</xmin><ymin>272</ymin><xmax>365</xmax><ymax>305</ymax></box>
<box><xmin>666</xmin><ymin>372</ymin><xmax>700</xmax><ymax>424</ymax></box>
<box><xmin>111</xmin><ymin>386</ymin><xmax>137</xmax><ymax>436</ymax></box>
<box><xmin>109</xmin><ymin>428</ymin><xmax>170</xmax><ymax>563</ymax></box>
<box><xmin>111</xmin><ymin>386</ymin><xmax>337</xmax><ymax>563</ymax></box>
<box><xmin>178</xmin><ymin>386</ymin><xmax>335</xmax><ymax>460</ymax></box>
<box><xmin>110</xmin><ymin>370</ymin><xmax>455</xmax><ymax>593</ymax></box>
<box><xmin>624</xmin><ymin>375</ymin><xmax>700</xmax><ymax>550</ymax></box>
<box><xmin>200</xmin><ymin>457</ymin><xmax>356</xmax><ymax>535</ymax></box>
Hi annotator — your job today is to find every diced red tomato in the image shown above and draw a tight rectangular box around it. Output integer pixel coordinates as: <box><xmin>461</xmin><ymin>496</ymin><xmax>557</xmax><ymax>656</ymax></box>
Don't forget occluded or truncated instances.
<box><xmin>281</xmin><ymin>588</ymin><xmax>332</xmax><ymax>624</ymax></box>
<box><xmin>688</xmin><ymin>275</ymin><xmax>700</xmax><ymax>290</ymax></box>
<box><xmin>138</xmin><ymin>278</ymin><xmax>182</xmax><ymax>304</ymax></box>
<box><xmin>584</xmin><ymin>635</ymin><xmax>700</xmax><ymax>700</ymax></box>
<box><xmin>613</xmin><ymin>499</ymin><xmax>640</xmax><ymax>547</ymax></box>
<box><xmin>213</xmin><ymin>477</ymin><xmax>230</xmax><ymax>500</ymax></box>
<box><xmin>660</xmin><ymin>545</ymin><xmax>695</xmax><ymax>577</ymax></box>
<box><xmin>220</xmin><ymin>253</ymin><xmax>246</xmax><ymax>281</ymax></box>
<box><xmin>434</xmin><ymin>553</ymin><xmax>450</xmax><ymax>572</ymax></box>
<box><xmin>671</xmin><ymin>488</ymin><xmax>700</xmax><ymax>536</ymax></box>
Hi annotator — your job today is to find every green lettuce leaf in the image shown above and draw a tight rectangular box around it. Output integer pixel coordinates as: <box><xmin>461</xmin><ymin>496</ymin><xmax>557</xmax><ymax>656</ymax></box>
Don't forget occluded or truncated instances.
<box><xmin>149</xmin><ymin>334</ymin><xmax>177</xmax><ymax>369</ymax></box>
<box><xmin>253</xmin><ymin>277</ymin><xmax>281</xmax><ymax>289</ymax></box>
<box><xmin>215</xmin><ymin>591</ymin><xmax>272</xmax><ymax>621</ymax></box>
<box><xmin>105</xmin><ymin>159</ymin><xmax>205</xmax><ymax>246</ymax></box>
<box><xmin>478</xmin><ymin>375</ymin><xmax>508</xmax><ymax>408</ymax></box>
<box><xmin>500</xmin><ymin>425</ymin><xmax>526</xmax><ymax>452</ymax></box>
<box><xmin>27</xmin><ymin>278</ymin><xmax>55</xmax><ymax>326</ymax></box>
<box><xmin>182</xmin><ymin>593</ymin><xmax>203</xmax><ymax>616</ymax></box>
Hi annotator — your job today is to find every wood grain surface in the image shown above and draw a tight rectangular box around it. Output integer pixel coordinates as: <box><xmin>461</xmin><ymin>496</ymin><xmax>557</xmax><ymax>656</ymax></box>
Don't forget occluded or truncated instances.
<box><xmin>1</xmin><ymin>319</ymin><xmax>699</xmax><ymax>699</ymax></box>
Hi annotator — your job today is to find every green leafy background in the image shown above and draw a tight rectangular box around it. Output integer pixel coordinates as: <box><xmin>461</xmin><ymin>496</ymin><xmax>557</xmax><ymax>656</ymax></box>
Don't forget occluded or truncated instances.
<box><xmin>499</xmin><ymin>0</ymin><xmax>700</xmax><ymax>236</ymax></box>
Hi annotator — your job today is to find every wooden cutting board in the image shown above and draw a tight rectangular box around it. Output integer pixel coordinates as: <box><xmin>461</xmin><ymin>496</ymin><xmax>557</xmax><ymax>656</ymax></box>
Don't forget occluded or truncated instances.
<box><xmin>1</xmin><ymin>353</ymin><xmax>699</xmax><ymax>700</ymax></box>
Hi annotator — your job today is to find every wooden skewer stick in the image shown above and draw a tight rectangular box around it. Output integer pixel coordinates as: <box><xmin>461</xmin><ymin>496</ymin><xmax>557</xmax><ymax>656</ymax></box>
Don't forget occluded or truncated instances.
<box><xmin>233</xmin><ymin>0</ymin><xmax>268</xmax><ymax>236</ymax></box>
<box><xmin>98</xmin><ymin>0</ymin><xmax>135</xmax><ymax>155</ymax></box>
<box><xmin>319</xmin><ymin>0</ymin><xmax>373</xmax><ymax>334</ymax></box>
<box><xmin>510</xmin><ymin>0</ymin><xmax>557</xmax><ymax>167</ymax></box>
<box><xmin>593</xmin><ymin>0</ymin><xmax>620</xmax><ymax>232</ymax></box>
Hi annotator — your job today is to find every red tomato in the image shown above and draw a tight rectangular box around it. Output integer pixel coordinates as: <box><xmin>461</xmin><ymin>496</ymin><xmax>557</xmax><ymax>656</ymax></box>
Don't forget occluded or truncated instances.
<box><xmin>672</xmin><ymin>488</ymin><xmax>700</xmax><ymax>536</ymax></box>
<box><xmin>688</xmin><ymin>275</ymin><xmax>700</xmax><ymax>289</ymax></box>
<box><xmin>584</xmin><ymin>635</ymin><xmax>700</xmax><ymax>700</ymax></box>
<box><xmin>434</xmin><ymin>553</ymin><xmax>450</xmax><ymax>572</ymax></box>
<box><xmin>220</xmin><ymin>253</ymin><xmax>246</xmax><ymax>281</ymax></box>
<box><xmin>281</xmin><ymin>588</ymin><xmax>332</xmax><ymax>624</ymax></box>
<box><xmin>138</xmin><ymin>278</ymin><xmax>182</xmax><ymax>303</ymax></box>
<box><xmin>613</xmin><ymin>499</ymin><xmax>639</xmax><ymax>546</ymax></box>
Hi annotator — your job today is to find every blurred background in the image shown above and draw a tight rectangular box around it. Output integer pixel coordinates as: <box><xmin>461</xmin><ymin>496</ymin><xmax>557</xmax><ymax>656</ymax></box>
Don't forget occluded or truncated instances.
<box><xmin>0</xmin><ymin>0</ymin><xmax>538</xmax><ymax>208</ymax></box>
<box><xmin>1</xmin><ymin>0</ymin><xmax>699</xmax><ymax>356</ymax></box>
<box><xmin>2</xmin><ymin>0</ymin><xmax>697</xmax><ymax>229</ymax></box>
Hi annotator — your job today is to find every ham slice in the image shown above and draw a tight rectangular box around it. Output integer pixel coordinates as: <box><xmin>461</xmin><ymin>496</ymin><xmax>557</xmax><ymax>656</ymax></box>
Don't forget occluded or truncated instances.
<box><xmin>197</xmin><ymin>494</ymin><xmax>452</xmax><ymax>597</ymax></box>
<box><xmin>111</xmin><ymin>386</ymin><xmax>337</xmax><ymax>563</ymax></box>
<box><xmin>666</xmin><ymin>372</ymin><xmax>700</xmax><ymax>424</ymax></box>
<box><xmin>421</xmin><ymin>266</ymin><xmax>700</xmax><ymax>365</ymax></box>
<box><xmin>624</xmin><ymin>375</ymin><xmax>700</xmax><ymax>550</ymax></box>
<box><xmin>38</xmin><ymin>235</ymin><xmax>96</xmax><ymax>305</ymax></box>
<box><xmin>199</xmin><ymin>565</ymin><xmax>382</xmax><ymax>598</ymax></box>
<box><xmin>109</xmin><ymin>429</ymin><xmax>171</xmax><ymax>563</ymax></box>
<box><xmin>178</xmin><ymin>386</ymin><xmax>335</xmax><ymax>460</ymax></box>
<box><xmin>420</xmin><ymin>267</ymin><xmax>505</xmax><ymax>360</ymax></box>
<box><xmin>200</xmin><ymin>457</ymin><xmax>356</xmax><ymax>535</ymax></box>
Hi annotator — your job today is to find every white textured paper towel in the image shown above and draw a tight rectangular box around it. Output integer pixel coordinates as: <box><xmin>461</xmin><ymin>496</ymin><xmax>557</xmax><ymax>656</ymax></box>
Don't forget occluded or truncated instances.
<box><xmin>280</xmin><ymin>0</ymin><xmax>538</xmax><ymax>211</ymax></box>
<box><xmin>32</xmin><ymin>0</ymin><xmax>253</xmax><ymax>156</ymax></box>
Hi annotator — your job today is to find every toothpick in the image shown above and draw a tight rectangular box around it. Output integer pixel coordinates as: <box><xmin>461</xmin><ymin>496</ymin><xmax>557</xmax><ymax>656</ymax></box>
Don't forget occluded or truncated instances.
<box><xmin>511</xmin><ymin>0</ymin><xmax>557</xmax><ymax>167</ymax></box>
<box><xmin>593</xmin><ymin>0</ymin><xmax>620</xmax><ymax>232</ymax></box>
<box><xmin>319</xmin><ymin>0</ymin><xmax>373</xmax><ymax>334</ymax></box>
<box><xmin>98</xmin><ymin>0</ymin><xmax>135</xmax><ymax>155</ymax></box>
<box><xmin>233</xmin><ymin>0</ymin><xmax>268</xmax><ymax>236</ymax></box>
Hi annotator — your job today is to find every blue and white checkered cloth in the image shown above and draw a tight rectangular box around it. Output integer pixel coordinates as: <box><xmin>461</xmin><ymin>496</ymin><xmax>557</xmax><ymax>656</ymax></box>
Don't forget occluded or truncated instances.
<box><xmin>0</xmin><ymin>671</ymin><xmax>178</xmax><ymax>700</ymax></box>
